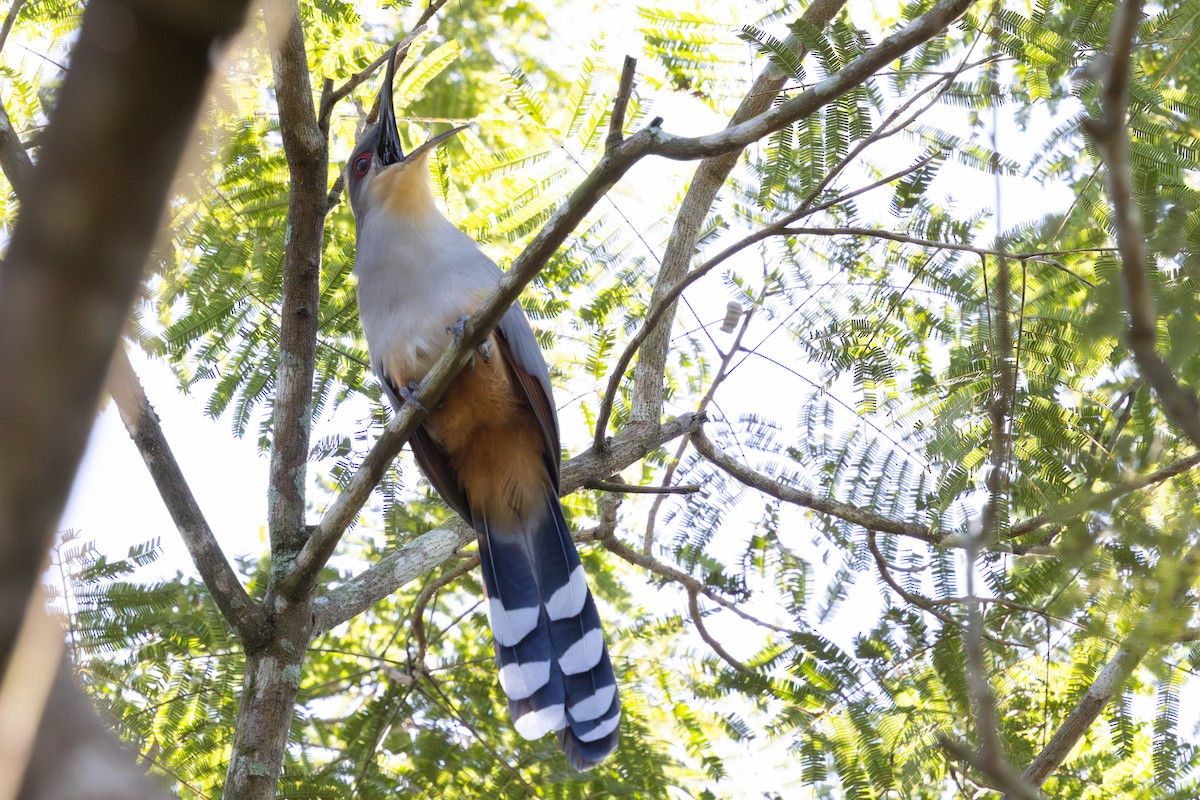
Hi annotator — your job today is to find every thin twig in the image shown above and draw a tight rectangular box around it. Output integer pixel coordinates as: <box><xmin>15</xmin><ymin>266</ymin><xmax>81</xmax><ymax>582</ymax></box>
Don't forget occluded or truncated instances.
<box><xmin>780</xmin><ymin>226</ymin><xmax>1096</xmax><ymax>286</ymax></box>
<box><xmin>605</xmin><ymin>537</ymin><xmax>794</xmax><ymax>636</ymax></box>
<box><xmin>687</xmin><ymin>589</ymin><xmax>751</xmax><ymax>673</ymax></box>
<box><xmin>606</xmin><ymin>55</ymin><xmax>637</xmax><ymax>153</ymax></box>
<box><xmin>0</xmin><ymin>0</ymin><xmax>26</xmax><ymax>57</ymax></box>
<box><xmin>587</xmin><ymin>480</ymin><xmax>701</xmax><ymax>495</ymax></box>
<box><xmin>643</xmin><ymin>307</ymin><xmax>755</xmax><ymax>552</ymax></box>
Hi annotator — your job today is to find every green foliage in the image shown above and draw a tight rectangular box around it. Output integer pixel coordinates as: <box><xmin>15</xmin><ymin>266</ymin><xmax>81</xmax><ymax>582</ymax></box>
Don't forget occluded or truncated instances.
<box><xmin>9</xmin><ymin>0</ymin><xmax>1200</xmax><ymax>796</ymax></box>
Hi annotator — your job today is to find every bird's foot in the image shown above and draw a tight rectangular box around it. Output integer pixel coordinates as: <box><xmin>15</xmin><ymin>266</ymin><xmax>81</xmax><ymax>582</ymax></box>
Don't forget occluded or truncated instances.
<box><xmin>446</xmin><ymin>315</ymin><xmax>492</xmax><ymax>371</ymax></box>
<box><xmin>446</xmin><ymin>315</ymin><xmax>469</xmax><ymax>341</ymax></box>
<box><xmin>398</xmin><ymin>380</ymin><xmax>427</xmax><ymax>414</ymax></box>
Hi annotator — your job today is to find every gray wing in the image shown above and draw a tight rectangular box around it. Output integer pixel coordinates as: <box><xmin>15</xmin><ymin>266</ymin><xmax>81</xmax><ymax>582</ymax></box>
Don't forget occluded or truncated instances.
<box><xmin>495</xmin><ymin>303</ymin><xmax>561</xmax><ymax>487</ymax></box>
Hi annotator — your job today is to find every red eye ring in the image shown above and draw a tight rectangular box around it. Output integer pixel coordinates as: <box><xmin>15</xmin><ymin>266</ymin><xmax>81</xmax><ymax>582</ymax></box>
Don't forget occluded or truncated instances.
<box><xmin>353</xmin><ymin>154</ymin><xmax>371</xmax><ymax>178</ymax></box>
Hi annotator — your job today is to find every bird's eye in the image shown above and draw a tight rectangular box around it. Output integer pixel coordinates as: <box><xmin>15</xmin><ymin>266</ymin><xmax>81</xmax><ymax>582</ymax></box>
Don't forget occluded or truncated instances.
<box><xmin>353</xmin><ymin>154</ymin><xmax>371</xmax><ymax>178</ymax></box>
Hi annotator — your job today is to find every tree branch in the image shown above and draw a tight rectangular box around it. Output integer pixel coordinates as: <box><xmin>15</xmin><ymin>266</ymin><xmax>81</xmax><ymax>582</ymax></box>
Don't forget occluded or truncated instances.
<box><xmin>0</xmin><ymin>97</ymin><xmax>31</xmax><ymax>194</ymax></box>
<box><xmin>694</xmin><ymin>428</ymin><xmax>941</xmax><ymax>544</ymax></box>
<box><xmin>643</xmin><ymin>306</ymin><xmax>755</xmax><ymax>552</ymax></box>
<box><xmin>605</xmin><ymin>55</ymin><xmax>637</xmax><ymax>153</ymax></box>
<box><xmin>286</xmin><ymin>0</ymin><xmax>978</xmax><ymax>596</ymax></box>
<box><xmin>0</xmin><ymin>0</ymin><xmax>250</xmax><ymax>795</ymax></box>
<box><xmin>0</xmin><ymin>0</ymin><xmax>26</xmax><ymax>57</ymax></box>
<box><xmin>311</xmin><ymin>412</ymin><xmax>706</xmax><ymax>633</ymax></box>
<box><xmin>1082</xmin><ymin>0</ymin><xmax>1200</xmax><ymax>449</ymax></box>
<box><xmin>317</xmin><ymin>18</ymin><xmax>437</xmax><ymax>131</ymax></box>
<box><xmin>262</xmin><ymin>0</ymin><xmax>330</xmax><ymax>564</ymax></box>
<box><xmin>603</xmin><ymin>536</ymin><xmax>793</xmax><ymax>636</ymax></box>
<box><xmin>781</xmin><ymin>226</ymin><xmax>1096</xmax><ymax>286</ymax></box>
<box><xmin>107</xmin><ymin>349</ymin><xmax>269</xmax><ymax>647</ymax></box>
<box><xmin>628</xmin><ymin>0</ymin><xmax>849</xmax><ymax>431</ymax></box>
<box><xmin>1019</xmin><ymin>545</ymin><xmax>1200</xmax><ymax>789</ymax></box>
<box><xmin>688</xmin><ymin>589</ymin><xmax>751</xmax><ymax>674</ymax></box>
<box><xmin>0</xmin><ymin>79</ymin><xmax>267</xmax><ymax>648</ymax></box>
<box><xmin>695</xmin><ymin>424</ymin><xmax>1200</xmax><ymax>552</ymax></box>
<box><xmin>1008</xmin><ymin>451</ymin><xmax>1200</xmax><ymax>537</ymax></box>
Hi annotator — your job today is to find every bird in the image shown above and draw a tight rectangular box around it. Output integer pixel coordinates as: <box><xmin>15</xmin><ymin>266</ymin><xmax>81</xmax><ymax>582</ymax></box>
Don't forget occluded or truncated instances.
<box><xmin>344</xmin><ymin>46</ymin><xmax>620</xmax><ymax>771</ymax></box>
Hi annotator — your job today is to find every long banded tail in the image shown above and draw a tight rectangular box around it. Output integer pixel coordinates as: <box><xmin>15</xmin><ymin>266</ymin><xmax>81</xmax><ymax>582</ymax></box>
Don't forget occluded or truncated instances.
<box><xmin>475</xmin><ymin>489</ymin><xmax>620</xmax><ymax>770</ymax></box>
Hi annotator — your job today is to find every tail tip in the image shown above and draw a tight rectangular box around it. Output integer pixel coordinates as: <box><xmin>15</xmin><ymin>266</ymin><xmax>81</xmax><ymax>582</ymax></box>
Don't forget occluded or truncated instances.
<box><xmin>557</xmin><ymin>727</ymin><xmax>619</xmax><ymax>771</ymax></box>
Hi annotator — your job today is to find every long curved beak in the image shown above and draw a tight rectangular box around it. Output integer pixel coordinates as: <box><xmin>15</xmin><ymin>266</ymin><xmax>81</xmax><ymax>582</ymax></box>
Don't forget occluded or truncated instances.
<box><xmin>375</xmin><ymin>46</ymin><xmax>468</xmax><ymax>167</ymax></box>
<box><xmin>403</xmin><ymin>124</ymin><xmax>469</xmax><ymax>163</ymax></box>
<box><xmin>376</xmin><ymin>44</ymin><xmax>404</xmax><ymax>166</ymax></box>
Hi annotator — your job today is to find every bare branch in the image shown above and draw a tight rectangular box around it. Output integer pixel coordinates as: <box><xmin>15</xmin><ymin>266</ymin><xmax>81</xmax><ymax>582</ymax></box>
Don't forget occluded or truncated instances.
<box><xmin>694</xmin><ymin>428</ymin><xmax>941</xmax><ymax>544</ymax></box>
<box><xmin>1021</xmin><ymin>545</ymin><xmax>1200</xmax><ymax>789</ymax></box>
<box><xmin>604</xmin><ymin>537</ymin><xmax>793</xmax><ymax>636</ymax></box>
<box><xmin>262</xmin><ymin>0</ymin><xmax>329</xmax><ymax>562</ymax></box>
<box><xmin>605</xmin><ymin>55</ymin><xmax>637</xmax><ymax>153</ymax></box>
<box><xmin>1082</xmin><ymin>0</ymin><xmax>1200</xmax><ymax>449</ymax></box>
<box><xmin>0</xmin><ymin>0</ymin><xmax>26</xmax><ymax>57</ymax></box>
<box><xmin>1009</xmin><ymin>451</ymin><xmax>1200</xmax><ymax>537</ymax></box>
<box><xmin>781</xmin><ymin>226</ymin><xmax>1096</xmax><ymax>286</ymax></box>
<box><xmin>628</xmin><ymin>0</ymin><xmax>850</xmax><ymax>431</ymax></box>
<box><xmin>409</xmin><ymin>556</ymin><xmax>479</xmax><ymax>663</ymax></box>
<box><xmin>1</xmin><ymin>87</ymin><xmax>267</xmax><ymax>647</ymax></box>
<box><xmin>311</xmin><ymin>413</ymin><xmax>705</xmax><ymax>633</ymax></box>
<box><xmin>107</xmin><ymin>349</ymin><xmax>269</xmax><ymax>647</ymax></box>
<box><xmin>317</xmin><ymin>19</ymin><xmax>435</xmax><ymax>131</ymax></box>
<box><xmin>643</xmin><ymin>306</ymin><xmax>755</xmax><ymax>552</ymax></box>
<box><xmin>688</xmin><ymin>589</ymin><xmax>751</xmax><ymax>674</ymax></box>
<box><xmin>0</xmin><ymin>0</ymin><xmax>249</xmax><ymax>795</ymax></box>
<box><xmin>587</xmin><ymin>480</ymin><xmax>700</xmax><ymax>495</ymax></box>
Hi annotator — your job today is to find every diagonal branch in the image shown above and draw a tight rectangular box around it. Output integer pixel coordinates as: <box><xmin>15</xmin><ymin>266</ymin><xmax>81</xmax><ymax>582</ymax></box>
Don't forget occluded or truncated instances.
<box><xmin>781</xmin><ymin>226</ymin><xmax>1097</xmax><ymax>286</ymax></box>
<box><xmin>286</xmin><ymin>0</ymin><xmax>979</xmax><ymax>597</ymax></box>
<box><xmin>1019</xmin><ymin>546</ymin><xmax>1200</xmax><ymax>789</ymax></box>
<box><xmin>0</xmin><ymin>0</ymin><xmax>251</xmax><ymax>795</ymax></box>
<box><xmin>627</xmin><ymin>0</ymin><xmax>849</xmax><ymax>431</ymax></box>
<box><xmin>311</xmin><ymin>412</ymin><xmax>706</xmax><ymax>633</ymax></box>
<box><xmin>694</xmin><ymin>426</ymin><xmax>1200</xmax><ymax>551</ymax></box>
<box><xmin>107</xmin><ymin>349</ymin><xmax>269</xmax><ymax>647</ymax></box>
<box><xmin>0</xmin><ymin>0</ymin><xmax>26</xmax><ymax>58</ymax></box>
<box><xmin>688</xmin><ymin>589</ymin><xmax>751</xmax><ymax>674</ymax></box>
<box><xmin>1083</xmin><ymin>0</ymin><xmax>1200</xmax><ymax>449</ymax></box>
<box><xmin>693</xmin><ymin>428</ymin><xmax>941</xmax><ymax>544</ymax></box>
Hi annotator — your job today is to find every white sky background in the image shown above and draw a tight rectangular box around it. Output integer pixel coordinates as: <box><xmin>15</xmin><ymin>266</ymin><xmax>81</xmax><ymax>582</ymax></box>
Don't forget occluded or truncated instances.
<box><xmin>51</xmin><ymin>0</ymin><xmax>1197</xmax><ymax>795</ymax></box>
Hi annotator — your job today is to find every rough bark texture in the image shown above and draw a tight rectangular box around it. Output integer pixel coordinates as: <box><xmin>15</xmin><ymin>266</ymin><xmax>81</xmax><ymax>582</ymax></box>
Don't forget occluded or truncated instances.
<box><xmin>223</xmin><ymin>603</ymin><xmax>311</xmax><ymax>800</ymax></box>
<box><xmin>263</xmin><ymin>0</ymin><xmax>329</xmax><ymax>561</ymax></box>
<box><xmin>0</xmin><ymin>0</ymin><xmax>250</xmax><ymax>796</ymax></box>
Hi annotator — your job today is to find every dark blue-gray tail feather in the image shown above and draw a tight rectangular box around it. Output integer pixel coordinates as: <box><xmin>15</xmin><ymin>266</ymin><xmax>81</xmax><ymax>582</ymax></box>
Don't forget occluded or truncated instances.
<box><xmin>475</xmin><ymin>494</ymin><xmax>620</xmax><ymax>770</ymax></box>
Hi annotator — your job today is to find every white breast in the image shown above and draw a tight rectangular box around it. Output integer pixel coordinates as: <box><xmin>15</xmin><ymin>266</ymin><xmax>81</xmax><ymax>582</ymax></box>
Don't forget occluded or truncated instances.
<box><xmin>353</xmin><ymin>209</ymin><xmax>501</xmax><ymax>383</ymax></box>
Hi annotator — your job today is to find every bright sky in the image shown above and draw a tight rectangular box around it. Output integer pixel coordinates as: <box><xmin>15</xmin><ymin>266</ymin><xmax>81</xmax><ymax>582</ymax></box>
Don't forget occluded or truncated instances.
<box><xmin>49</xmin><ymin>1</ymin><xmax>1192</xmax><ymax>795</ymax></box>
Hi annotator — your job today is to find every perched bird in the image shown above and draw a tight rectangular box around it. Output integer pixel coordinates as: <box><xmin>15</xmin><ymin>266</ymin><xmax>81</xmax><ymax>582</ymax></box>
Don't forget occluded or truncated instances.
<box><xmin>345</xmin><ymin>47</ymin><xmax>620</xmax><ymax>770</ymax></box>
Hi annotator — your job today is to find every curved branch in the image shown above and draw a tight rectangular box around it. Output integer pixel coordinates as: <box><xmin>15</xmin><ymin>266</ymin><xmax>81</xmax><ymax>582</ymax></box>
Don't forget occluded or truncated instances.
<box><xmin>107</xmin><ymin>349</ymin><xmax>269</xmax><ymax>646</ymax></box>
<box><xmin>287</xmin><ymin>0</ymin><xmax>979</xmax><ymax>596</ymax></box>
<box><xmin>688</xmin><ymin>589</ymin><xmax>750</xmax><ymax>674</ymax></box>
<box><xmin>311</xmin><ymin>413</ymin><xmax>704</xmax><ymax>633</ymax></box>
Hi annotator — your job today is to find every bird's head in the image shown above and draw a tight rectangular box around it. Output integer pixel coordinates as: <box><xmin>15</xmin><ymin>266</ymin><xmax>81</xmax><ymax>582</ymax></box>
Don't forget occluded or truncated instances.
<box><xmin>346</xmin><ymin>44</ymin><xmax>467</xmax><ymax>221</ymax></box>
